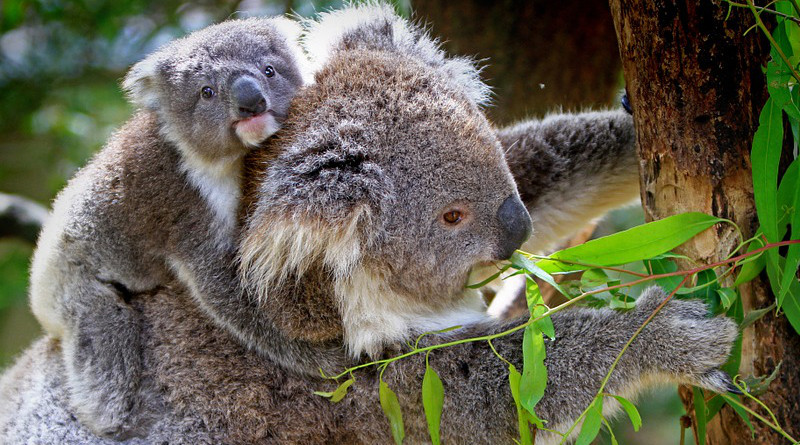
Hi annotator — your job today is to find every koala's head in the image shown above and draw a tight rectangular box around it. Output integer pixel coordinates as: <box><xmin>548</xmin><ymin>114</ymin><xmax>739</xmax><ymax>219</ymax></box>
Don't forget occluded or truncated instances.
<box><xmin>241</xmin><ymin>4</ymin><xmax>531</xmax><ymax>357</ymax></box>
<box><xmin>123</xmin><ymin>17</ymin><xmax>309</xmax><ymax>163</ymax></box>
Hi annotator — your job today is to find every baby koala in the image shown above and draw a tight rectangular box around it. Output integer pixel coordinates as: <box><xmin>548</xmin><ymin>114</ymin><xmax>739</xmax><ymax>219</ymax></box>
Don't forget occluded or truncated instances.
<box><xmin>28</xmin><ymin>17</ymin><xmax>308</xmax><ymax>439</ymax></box>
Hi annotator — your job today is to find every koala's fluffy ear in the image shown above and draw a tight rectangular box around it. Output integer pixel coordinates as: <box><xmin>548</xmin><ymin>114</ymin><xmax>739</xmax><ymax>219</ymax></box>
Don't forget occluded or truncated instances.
<box><xmin>121</xmin><ymin>56</ymin><xmax>163</xmax><ymax>110</ymax></box>
<box><xmin>303</xmin><ymin>3</ymin><xmax>490</xmax><ymax>106</ymax></box>
<box><xmin>240</xmin><ymin>121</ymin><xmax>388</xmax><ymax>302</ymax></box>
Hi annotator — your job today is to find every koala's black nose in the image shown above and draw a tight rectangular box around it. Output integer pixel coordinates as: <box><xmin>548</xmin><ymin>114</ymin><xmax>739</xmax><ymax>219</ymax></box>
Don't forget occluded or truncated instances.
<box><xmin>232</xmin><ymin>76</ymin><xmax>267</xmax><ymax>118</ymax></box>
<box><xmin>495</xmin><ymin>195</ymin><xmax>532</xmax><ymax>260</ymax></box>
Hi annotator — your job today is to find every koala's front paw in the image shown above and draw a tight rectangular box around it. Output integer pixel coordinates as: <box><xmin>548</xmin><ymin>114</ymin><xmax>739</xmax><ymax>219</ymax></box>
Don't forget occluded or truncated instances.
<box><xmin>635</xmin><ymin>286</ymin><xmax>739</xmax><ymax>393</ymax></box>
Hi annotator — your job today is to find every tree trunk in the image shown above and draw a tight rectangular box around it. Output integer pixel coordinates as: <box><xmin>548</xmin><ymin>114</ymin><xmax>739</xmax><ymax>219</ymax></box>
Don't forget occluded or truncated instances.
<box><xmin>413</xmin><ymin>0</ymin><xmax>621</xmax><ymax>124</ymax></box>
<box><xmin>609</xmin><ymin>0</ymin><xmax>800</xmax><ymax>443</ymax></box>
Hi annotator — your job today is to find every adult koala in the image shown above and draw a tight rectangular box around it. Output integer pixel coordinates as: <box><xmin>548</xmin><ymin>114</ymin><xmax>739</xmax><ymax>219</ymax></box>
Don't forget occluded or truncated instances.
<box><xmin>0</xmin><ymin>4</ymin><xmax>736</xmax><ymax>444</ymax></box>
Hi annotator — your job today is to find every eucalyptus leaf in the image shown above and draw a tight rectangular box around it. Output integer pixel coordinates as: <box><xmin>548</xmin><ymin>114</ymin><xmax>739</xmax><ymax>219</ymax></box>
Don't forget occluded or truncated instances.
<box><xmin>693</xmin><ymin>387</ymin><xmax>707</xmax><ymax>445</ymax></box>
<box><xmin>466</xmin><ymin>264</ymin><xmax>510</xmax><ymax>289</ymax></box>
<box><xmin>422</xmin><ymin>365</ymin><xmax>444</xmax><ymax>445</ymax></box>
<box><xmin>379</xmin><ymin>380</ymin><xmax>405</xmax><ymax>445</ymax></box>
<box><xmin>716</xmin><ymin>288</ymin><xmax>737</xmax><ymax>312</ymax></box>
<box><xmin>575</xmin><ymin>396</ymin><xmax>603</xmax><ymax>445</ymax></box>
<box><xmin>512</xmin><ymin>252</ymin><xmax>570</xmax><ymax>298</ymax></box>
<box><xmin>767</xmin><ymin>256</ymin><xmax>800</xmax><ymax>335</ymax></box>
<box><xmin>520</xmin><ymin>324</ymin><xmax>547</xmax><ymax>417</ymax></box>
<box><xmin>508</xmin><ymin>364</ymin><xmax>535</xmax><ymax>444</ymax></box>
<box><xmin>609</xmin><ymin>395</ymin><xmax>642</xmax><ymax>432</ymax></box>
<box><xmin>536</xmin><ymin>213</ymin><xmax>723</xmax><ymax>273</ymax></box>
<box><xmin>742</xmin><ymin>362</ymin><xmax>782</xmax><ymax>396</ymax></box>
<box><xmin>751</xmin><ymin>97</ymin><xmax>783</xmax><ymax>301</ymax></box>
<box><xmin>777</xmin><ymin>158</ymin><xmax>800</xmax><ymax>304</ymax></box>
<box><xmin>603</xmin><ymin>418</ymin><xmax>619</xmax><ymax>445</ymax></box>
<box><xmin>740</xmin><ymin>304</ymin><xmax>775</xmax><ymax>330</ymax></box>
<box><xmin>734</xmin><ymin>232</ymin><xmax>766</xmax><ymax>286</ymax></box>
<box><xmin>525</xmin><ymin>279</ymin><xmax>555</xmax><ymax>339</ymax></box>
<box><xmin>329</xmin><ymin>378</ymin><xmax>355</xmax><ymax>403</ymax></box>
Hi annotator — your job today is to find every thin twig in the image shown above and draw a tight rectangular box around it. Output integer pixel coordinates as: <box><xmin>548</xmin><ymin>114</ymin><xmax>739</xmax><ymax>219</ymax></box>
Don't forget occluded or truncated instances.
<box><xmin>725</xmin><ymin>0</ymin><xmax>800</xmax><ymax>24</ymax></box>
<box><xmin>719</xmin><ymin>393</ymin><xmax>799</xmax><ymax>444</ymax></box>
<box><xmin>745</xmin><ymin>0</ymin><xmax>800</xmax><ymax>85</ymax></box>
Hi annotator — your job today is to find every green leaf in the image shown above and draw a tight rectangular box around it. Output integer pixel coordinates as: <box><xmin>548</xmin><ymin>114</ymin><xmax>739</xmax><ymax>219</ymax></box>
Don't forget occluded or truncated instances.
<box><xmin>716</xmin><ymin>288</ymin><xmax>737</xmax><ymax>312</ymax></box>
<box><xmin>681</xmin><ymin>270</ymin><xmax>720</xmax><ymax>310</ymax></box>
<box><xmin>379</xmin><ymin>380</ymin><xmax>405</xmax><ymax>445</ymax></box>
<box><xmin>742</xmin><ymin>361</ymin><xmax>782</xmax><ymax>396</ymax></box>
<box><xmin>466</xmin><ymin>264</ymin><xmax>510</xmax><ymax>288</ymax></box>
<box><xmin>777</xmin><ymin>158</ymin><xmax>800</xmax><ymax>304</ymax></box>
<box><xmin>767</xmin><ymin>256</ymin><xmax>800</xmax><ymax>335</ymax></box>
<box><xmin>581</xmin><ymin>268</ymin><xmax>610</xmax><ymax>287</ymax></box>
<box><xmin>603</xmin><ymin>418</ymin><xmax>619</xmax><ymax>445</ymax></box>
<box><xmin>609</xmin><ymin>295</ymin><xmax>637</xmax><ymax>309</ymax></box>
<box><xmin>751</xmin><ymin>97</ymin><xmax>783</xmax><ymax>299</ymax></box>
<box><xmin>512</xmin><ymin>252</ymin><xmax>570</xmax><ymax>298</ymax></box>
<box><xmin>734</xmin><ymin>232</ymin><xmax>766</xmax><ymax>286</ymax></box>
<box><xmin>525</xmin><ymin>279</ymin><xmax>555</xmax><ymax>339</ymax></box>
<box><xmin>537</xmin><ymin>213</ymin><xmax>723</xmax><ymax>273</ymax></box>
<box><xmin>508</xmin><ymin>364</ymin><xmax>535</xmax><ymax>445</ymax></box>
<box><xmin>422</xmin><ymin>365</ymin><xmax>444</xmax><ymax>445</ymax></box>
<box><xmin>520</xmin><ymin>324</ymin><xmax>547</xmax><ymax>417</ymax></box>
<box><xmin>740</xmin><ymin>304</ymin><xmax>774</xmax><ymax>330</ymax></box>
<box><xmin>645</xmin><ymin>257</ymin><xmax>683</xmax><ymax>291</ymax></box>
<box><xmin>312</xmin><ymin>378</ymin><xmax>355</xmax><ymax>403</ymax></box>
<box><xmin>693</xmin><ymin>387</ymin><xmax>707</xmax><ymax>445</ymax></box>
<box><xmin>609</xmin><ymin>395</ymin><xmax>642</xmax><ymax>432</ymax></box>
<box><xmin>708</xmin><ymin>297</ymin><xmax>745</xmax><ymax>420</ymax></box>
<box><xmin>575</xmin><ymin>396</ymin><xmax>604</xmax><ymax>445</ymax></box>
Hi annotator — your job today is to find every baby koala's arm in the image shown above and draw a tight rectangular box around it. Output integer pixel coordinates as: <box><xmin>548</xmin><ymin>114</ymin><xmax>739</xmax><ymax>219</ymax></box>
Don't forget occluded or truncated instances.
<box><xmin>500</xmin><ymin>109</ymin><xmax>639</xmax><ymax>252</ymax></box>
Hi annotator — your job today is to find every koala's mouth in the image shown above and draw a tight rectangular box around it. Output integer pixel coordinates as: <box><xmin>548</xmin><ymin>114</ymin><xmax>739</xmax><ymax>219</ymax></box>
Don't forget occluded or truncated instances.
<box><xmin>234</xmin><ymin>112</ymin><xmax>281</xmax><ymax>147</ymax></box>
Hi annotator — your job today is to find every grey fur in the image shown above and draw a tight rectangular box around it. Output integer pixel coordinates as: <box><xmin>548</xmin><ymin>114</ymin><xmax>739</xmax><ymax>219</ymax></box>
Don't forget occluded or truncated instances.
<box><xmin>3</xmin><ymin>4</ymin><xmax>736</xmax><ymax>444</ymax></box>
<box><xmin>27</xmin><ymin>17</ymin><xmax>307</xmax><ymax>439</ymax></box>
<box><xmin>502</xmin><ymin>109</ymin><xmax>640</xmax><ymax>252</ymax></box>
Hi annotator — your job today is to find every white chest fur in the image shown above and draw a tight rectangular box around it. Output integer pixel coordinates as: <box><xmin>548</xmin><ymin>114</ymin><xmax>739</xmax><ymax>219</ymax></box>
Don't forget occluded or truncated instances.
<box><xmin>181</xmin><ymin>154</ymin><xmax>243</xmax><ymax>236</ymax></box>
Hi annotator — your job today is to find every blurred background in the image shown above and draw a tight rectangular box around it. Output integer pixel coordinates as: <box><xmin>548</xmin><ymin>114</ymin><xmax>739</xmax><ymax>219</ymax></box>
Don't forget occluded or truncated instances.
<box><xmin>0</xmin><ymin>0</ymin><xmax>680</xmax><ymax>443</ymax></box>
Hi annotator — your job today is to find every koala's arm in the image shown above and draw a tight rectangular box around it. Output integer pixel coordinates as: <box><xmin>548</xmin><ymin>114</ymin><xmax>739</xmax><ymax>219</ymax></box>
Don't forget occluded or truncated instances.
<box><xmin>500</xmin><ymin>110</ymin><xmax>639</xmax><ymax>252</ymax></box>
<box><xmin>378</xmin><ymin>288</ymin><xmax>736</xmax><ymax>444</ymax></box>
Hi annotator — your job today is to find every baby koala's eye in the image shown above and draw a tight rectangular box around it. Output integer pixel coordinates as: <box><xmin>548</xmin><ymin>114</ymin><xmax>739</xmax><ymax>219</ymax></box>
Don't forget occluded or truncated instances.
<box><xmin>264</xmin><ymin>65</ymin><xmax>276</xmax><ymax>78</ymax></box>
<box><xmin>442</xmin><ymin>210</ymin><xmax>463</xmax><ymax>225</ymax></box>
<box><xmin>200</xmin><ymin>86</ymin><xmax>215</xmax><ymax>99</ymax></box>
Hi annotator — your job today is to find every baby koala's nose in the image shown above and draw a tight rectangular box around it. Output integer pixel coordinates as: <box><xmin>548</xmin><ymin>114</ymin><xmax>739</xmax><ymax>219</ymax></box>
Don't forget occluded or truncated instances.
<box><xmin>233</xmin><ymin>76</ymin><xmax>267</xmax><ymax>118</ymax></box>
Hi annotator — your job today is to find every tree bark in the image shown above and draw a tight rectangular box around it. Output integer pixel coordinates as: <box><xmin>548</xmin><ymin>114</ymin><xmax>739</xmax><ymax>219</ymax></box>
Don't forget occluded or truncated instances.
<box><xmin>413</xmin><ymin>0</ymin><xmax>621</xmax><ymax>124</ymax></box>
<box><xmin>609</xmin><ymin>0</ymin><xmax>800</xmax><ymax>443</ymax></box>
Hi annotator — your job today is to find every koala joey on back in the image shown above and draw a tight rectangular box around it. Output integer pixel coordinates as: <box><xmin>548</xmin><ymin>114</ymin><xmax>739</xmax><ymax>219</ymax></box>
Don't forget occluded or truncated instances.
<box><xmin>27</xmin><ymin>16</ymin><xmax>308</xmax><ymax>439</ymax></box>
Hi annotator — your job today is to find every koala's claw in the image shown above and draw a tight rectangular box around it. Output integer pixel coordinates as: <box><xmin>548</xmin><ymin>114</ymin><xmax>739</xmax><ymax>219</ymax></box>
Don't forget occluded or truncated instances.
<box><xmin>621</xmin><ymin>92</ymin><xmax>633</xmax><ymax>115</ymax></box>
<box><xmin>696</xmin><ymin>368</ymin><xmax>740</xmax><ymax>394</ymax></box>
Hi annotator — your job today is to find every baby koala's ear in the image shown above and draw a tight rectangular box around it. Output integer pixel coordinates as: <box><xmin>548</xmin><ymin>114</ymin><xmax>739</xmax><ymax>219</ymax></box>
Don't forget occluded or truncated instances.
<box><xmin>122</xmin><ymin>55</ymin><xmax>163</xmax><ymax>110</ymax></box>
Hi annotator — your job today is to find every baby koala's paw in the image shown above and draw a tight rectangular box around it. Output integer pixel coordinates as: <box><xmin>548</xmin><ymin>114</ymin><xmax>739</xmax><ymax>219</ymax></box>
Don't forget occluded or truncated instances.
<box><xmin>635</xmin><ymin>286</ymin><xmax>739</xmax><ymax>393</ymax></box>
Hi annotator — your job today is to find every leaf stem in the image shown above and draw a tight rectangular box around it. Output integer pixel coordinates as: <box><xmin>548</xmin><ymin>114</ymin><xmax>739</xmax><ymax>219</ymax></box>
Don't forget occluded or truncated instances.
<box><xmin>745</xmin><ymin>0</ymin><xmax>800</xmax><ymax>84</ymax></box>
<box><xmin>719</xmin><ymin>393</ymin><xmax>799</xmax><ymax>444</ymax></box>
<box><xmin>724</xmin><ymin>0</ymin><xmax>800</xmax><ymax>24</ymax></box>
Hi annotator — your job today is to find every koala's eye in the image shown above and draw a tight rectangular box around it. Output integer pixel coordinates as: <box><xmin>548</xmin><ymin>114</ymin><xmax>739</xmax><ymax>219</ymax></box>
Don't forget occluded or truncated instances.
<box><xmin>442</xmin><ymin>210</ymin><xmax>463</xmax><ymax>225</ymax></box>
<box><xmin>201</xmin><ymin>86</ymin><xmax>215</xmax><ymax>99</ymax></box>
<box><xmin>264</xmin><ymin>65</ymin><xmax>276</xmax><ymax>77</ymax></box>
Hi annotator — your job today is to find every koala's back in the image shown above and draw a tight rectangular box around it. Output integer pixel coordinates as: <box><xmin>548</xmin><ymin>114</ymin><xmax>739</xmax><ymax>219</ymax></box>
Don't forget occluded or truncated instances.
<box><xmin>30</xmin><ymin>112</ymin><xmax>212</xmax><ymax>334</ymax></box>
